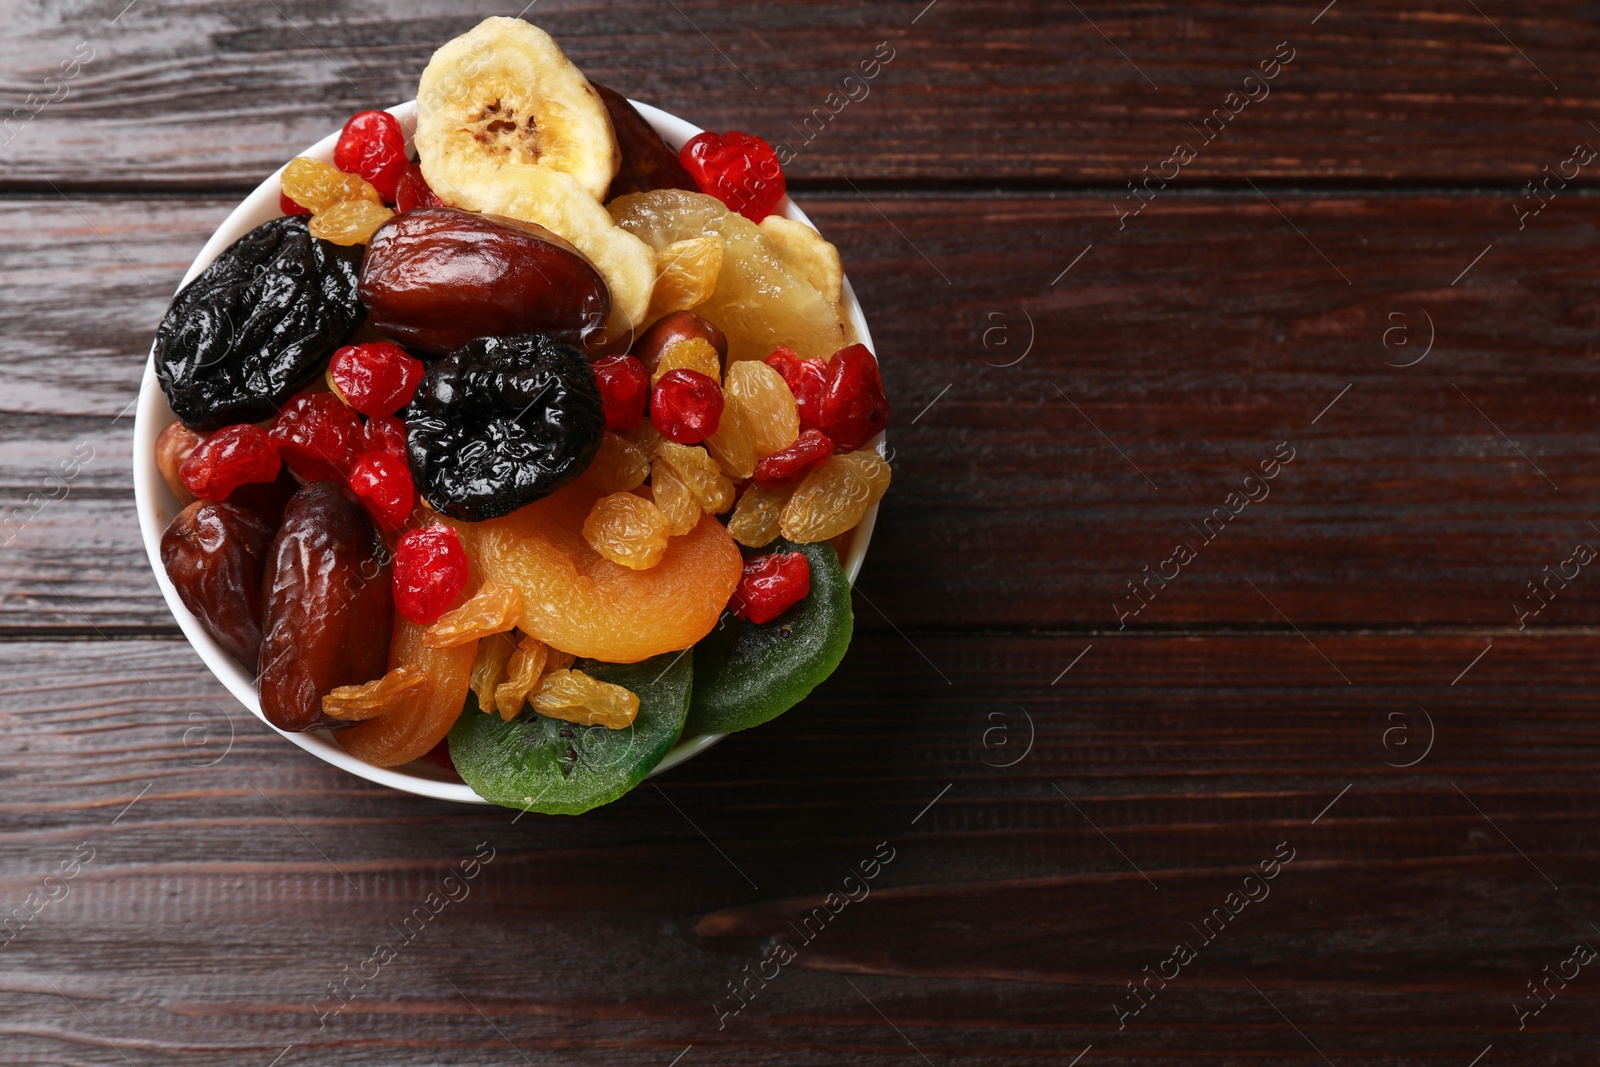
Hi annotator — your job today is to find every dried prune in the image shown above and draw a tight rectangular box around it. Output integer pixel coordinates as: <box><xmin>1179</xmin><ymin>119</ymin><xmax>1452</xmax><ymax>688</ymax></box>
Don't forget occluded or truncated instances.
<box><xmin>359</xmin><ymin>208</ymin><xmax>611</xmax><ymax>356</ymax></box>
<box><xmin>160</xmin><ymin>500</ymin><xmax>273</xmax><ymax>667</ymax></box>
<box><xmin>258</xmin><ymin>482</ymin><xmax>394</xmax><ymax>732</ymax></box>
<box><xmin>595</xmin><ymin>83</ymin><xmax>698</xmax><ymax>199</ymax></box>
<box><xmin>405</xmin><ymin>333</ymin><xmax>606</xmax><ymax>522</ymax></box>
<box><xmin>154</xmin><ymin>216</ymin><xmax>363</xmax><ymax>430</ymax></box>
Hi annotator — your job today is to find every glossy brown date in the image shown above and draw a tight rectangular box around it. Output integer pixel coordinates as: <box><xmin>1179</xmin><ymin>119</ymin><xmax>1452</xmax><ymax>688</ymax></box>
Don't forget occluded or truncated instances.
<box><xmin>594</xmin><ymin>83</ymin><xmax>698</xmax><ymax>199</ymax></box>
<box><xmin>160</xmin><ymin>500</ymin><xmax>273</xmax><ymax>667</ymax></box>
<box><xmin>629</xmin><ymin>310</ymin><xmax>729</xmax><ymax>374</ymax></box>
<box><xmin>258</xmin><ymin>481</ymin><xmax>393</xmax><ymax>732</ymax></box>
<box><xmin>358</xmin><ymin>208</ymin><xmax>611</xmax><ymax>356</ymax></box>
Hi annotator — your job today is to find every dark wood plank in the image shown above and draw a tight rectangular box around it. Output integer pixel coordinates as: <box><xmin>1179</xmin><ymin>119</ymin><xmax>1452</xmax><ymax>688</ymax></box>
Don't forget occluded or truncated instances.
<box><xmin>2</xmin><ymin>633</ymin><xmax>1597</xmax><ymax>1064</ymax></box>
<box><xmin>4</xmin><ymin>1</ymin><xmax>1600</xmax><ymax>187</ymax></box>
<box><xmin>7</xmin><ymin>192</ymin><xmax>1600</xmax><ymax>631</ymax></box>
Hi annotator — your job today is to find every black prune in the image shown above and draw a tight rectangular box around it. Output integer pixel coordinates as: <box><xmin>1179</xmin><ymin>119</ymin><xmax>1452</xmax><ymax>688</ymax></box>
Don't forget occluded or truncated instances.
<box><xmin>405</xmin><ymin>333</ymin><xmax>605</xmax><ymax>522</ymax></box>
<box><xmin>154</xmin><ymin>216</ymin><xmax>364</xmax><ymax>431</ymax></box>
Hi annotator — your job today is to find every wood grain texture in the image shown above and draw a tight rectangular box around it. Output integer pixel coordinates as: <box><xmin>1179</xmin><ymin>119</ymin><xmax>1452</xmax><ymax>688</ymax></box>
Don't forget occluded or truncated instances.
<box><xmin>3</xmin><ymin>1</ymin><xmax>1600</xmax><ymax>187</ymax></box>
<box><xmin>1</xmin><ymin>635</ymin><xmax>1597</xmax><ymax>1065</ymax></box>
<box><xmin>7</xmin><ymin>193</ymin><xmax>1600</xmax><ymax>631</ymax></box>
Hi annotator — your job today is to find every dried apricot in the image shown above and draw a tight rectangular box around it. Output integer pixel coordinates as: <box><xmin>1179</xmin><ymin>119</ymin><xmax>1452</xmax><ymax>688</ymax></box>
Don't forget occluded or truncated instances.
<box><xmin>656</xmin><ymin>440</ymin><xmax>735</xmax><ymax>514</ymax></box>
<box><xmin>476</xmin><ymin>480</ymin><xmax>742</xmax><ymax>663</ymax></box>
<box><xmin>725</xmin><ymin>360</ymin><xmax>799</xmax><ymax>456</ymax></box>
<box><xmin>424</xmin><ymin>578</ymin><xmax>523</xmax><ymax>648</ymax></box>
<box><xmin>778</xmin><ymin>450</ymin><xmax>891</xmax><ymax>543</ymax></box>
<box><xmin>337</xmin><ymin>612</ymin><xmax>477</xmax><ymax>767</ymax></box>
<box><xmin>532</xmin><ymin>669</ymin><xmax>639</xmax><ymax>729</ymax></box>
<box><xmin>323</xmin><ymin>665</ymin><xmax>430</xmax><ymax>722</ymax></box>
<box><xmin>583</xmin><ymin>492</ymin><xmax>670</xmax><ymax>570</ymax></box>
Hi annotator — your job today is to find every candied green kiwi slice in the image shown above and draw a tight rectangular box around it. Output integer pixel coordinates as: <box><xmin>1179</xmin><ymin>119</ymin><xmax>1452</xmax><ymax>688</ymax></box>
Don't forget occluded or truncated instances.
<box><xmin>449</xmin><ymin>652</ymin><xmax>693</xmax><ymax>815</ymax></box>
<box><xmin>685</xmin><ymin>538</ymin><xmax>853</xmax><ymax>736</ymax></box>
<box><xmin>155</xmin><ymin>216</ymin><xmax>364</xmax><ymax>430</ymax></box>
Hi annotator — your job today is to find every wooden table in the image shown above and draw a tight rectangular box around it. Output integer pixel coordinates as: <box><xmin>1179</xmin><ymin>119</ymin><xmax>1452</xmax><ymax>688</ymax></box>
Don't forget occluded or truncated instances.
<box><xmin>4</xmin><ymin>1</ymin><xmax>1599</xmax><ymax>1062</ymax></box>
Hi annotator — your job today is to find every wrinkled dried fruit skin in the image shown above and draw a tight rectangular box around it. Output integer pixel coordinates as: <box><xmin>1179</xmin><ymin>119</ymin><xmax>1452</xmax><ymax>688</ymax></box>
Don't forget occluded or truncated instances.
<box><xmin>595</xmin><ymin>83</ymin><xmax>698</xmax><ymax>199</ymax></box>
<box><xmin>656</xmin><ymin>441</ymin><xmax>735</xmax><ymax>514</ymax></box>
<box><xmin>582</xmin><ymin>431</ymin><xmax>651</xmax><ymax>493</ymax></box>
<box><xmin>360</xmin><ymin>208</ymin><xmax>611</xmax><ymax>355</ymax></box>
<box><xmin>727</xmin><ymin>483</ymin><xmax>792</xmax><ymax>548</ymax></box>
<box><xmin>725</xmin><ymin>360</ymin><xmax>799</xmax><ymax>457</ymax></box>
<box><xmin>160</xmin><ymin>500</ymin><xmax>273</xmax><ymax>667</ymax></box>
<box><xmin>583</xmin><ymin>491</ymin><xmax>670</xmax><ymax>570</ymax></box>
<box><xmin>258</xmin><ymin>482</ymin><xmax>394</xmax><ymax>732</ymax></box>
<box><xmin>471</xmin><ymin>631</ymin><xmax>518</xmax><ymax>718</ymax></box>
<box><xmin>322</xmin><ymin>664</ymin><xmax>430</xmax><ymax>722</ymax></box>
<box><xmin>406</xmin><ymin>333</ymin><xmax>607</xmax><ymax>521</ymax></box>
<box><xmin>531</xmin><ymin>668</ymin><xmax>640</xmax><ymax>729</ymax></box>
<box><xmin>778</xmin><ymin>451</ymin><xmax>890</xmax><ymax>544</ymax></box>
<box><xmin>630</xmin><ymin>310</ymin><xmax>728</xmax><ymax>375</ymax></box>
<box><xmin>310</xmin><ymin>200</ymin><xmax>395</xmax><ymax>246</ymax></box>
<box><xmin>424</xmin><ymin>578</ymin><xmax>523</xmax><ymax>648</ymax></box>
<box><xmin>337</xmin><ymin>613</ymin><xmax>477</xmax><ymax>767</ymax></box>
<box><xmin>495</xmin><ymin>632</ymin><xmax>550</xmax><ymax>720</ymax></box>
<box><xmin>155</xmin><ymin>216</ymin><xmax>363</xmax><ymax>430</ymax></box>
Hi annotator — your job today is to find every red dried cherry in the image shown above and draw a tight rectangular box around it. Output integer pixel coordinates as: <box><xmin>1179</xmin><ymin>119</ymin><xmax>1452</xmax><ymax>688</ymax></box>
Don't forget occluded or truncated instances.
<box><xmin>752</xmin><ymin>428</ymin><xmax>833</xmax><ymax>487</ymax></box>
<box><xmin>333</xmin><ymin>110</ymin><xmax>408</xmax><ymax>202</ymax></box>
<box><xmin>593</xmin><ymin>353</ymin><xmax>650</xmax><ymax>430</ymax></box>
<box><xmin>329</xmin><ymin>343</ymin><xmax>425</xmax><ymax>416</ymax></box>
<box><xmin>818</xmin><ymin>344</ymin><xmax>890</xmax><ymax>452</ymax></box>
<box><xmin>729</xmin><ymin>551</ymin><xmax>811</xmax><ymax>624</ymax></box>
<box><xmin>362</xmin><ymin>413</ymin><xmax>408</xmax><ymax>456</ymax></box>
<box><xmin>269</xmin><ymin>392</ymin><xmax>363</xmax><ymax>482</ymax></box>
<box><xmin>766</xmin><ymin>346</ymin><xmax>827</xmax><ymax>432</ymax></box>
<box><xmin>651</xmin><ymin>368</ymin><xmax>723</xmax><ymax>444</ymax></box>
<box><xmin>180</xmin><ymin>424</ymin><xmax>281</xmax><ymax>501</ymax></box>
<box><xmin>279</xmin><ymin>190</ymin><xmax>312</xmax><ymax>217</ymax></box>
<box><xmin>393</xmin><ymin>525</ymin><xmax>468</xmax><ymax>625</ymax></box>
<box><xmin>394</xmin><ymin>162</ymin><xmax>443</xmax><ymax>213</ymax></box>
<box><xmin>348</xmin><ymin>450</ymin><xmax>415</xmax><ymax>531</ymax></box>
<box><xmin>680</xmin><ymin>131</ymin><xmax>786</xmax><ymax>223</ymax></box>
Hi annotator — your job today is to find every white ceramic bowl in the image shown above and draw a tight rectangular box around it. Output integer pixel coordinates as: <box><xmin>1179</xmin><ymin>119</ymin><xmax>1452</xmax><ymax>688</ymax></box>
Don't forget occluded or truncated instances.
<box><xmin>133</xmin><ymin>99</ymin><xmax>879</xmax><ymax>804</ymax></box>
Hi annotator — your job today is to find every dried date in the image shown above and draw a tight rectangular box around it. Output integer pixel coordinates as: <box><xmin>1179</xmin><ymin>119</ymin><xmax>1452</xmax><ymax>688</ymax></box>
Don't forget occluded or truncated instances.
<box><xmin>160</xmin><ymin>501</ymin><xmax>273</xmax><ymax>667</ymax></box>
<box><xmin>258</xmin><ymin>481</ymin><xmax>394</xmax><ymax>732</ymax></box>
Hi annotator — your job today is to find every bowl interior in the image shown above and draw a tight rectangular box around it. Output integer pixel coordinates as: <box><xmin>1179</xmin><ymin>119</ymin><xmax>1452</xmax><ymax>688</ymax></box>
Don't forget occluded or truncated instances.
<box><xmin>133</xmin><ymin>98</ymin><xmax>880</xmax><ymax>804</ymax></box>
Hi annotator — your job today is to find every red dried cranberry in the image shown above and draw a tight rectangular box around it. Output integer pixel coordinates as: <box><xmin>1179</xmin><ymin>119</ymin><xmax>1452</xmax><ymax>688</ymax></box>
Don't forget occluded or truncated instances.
<box><xmin>729</xmin><ymin>551</ymin><xmax>811</xmax><ymax>624</ymax></box>
<box><xmin>362</xmin><ymin>413</ymin><xmax>408</xmax><ymax>456</ymax></box>
<box><xmin>279</xmin><ymin>190</ymin><xmax>312</xmax><ymax>217</ymax></box>
<box><xmin>180</xmin><ymin>424</ymin><xmax>281</xmax><ymax>501</ymax></box>
<box><xmin>348</xmin><ymin>450</ymin><xmax>415</xmax><ymax>531</ymax></box>
<box><xmin>752</xmin><ymin>428</ymin><xmax>833</xmax><ymax>487</ymax></box>
<box><xmin>329</xmin><ymin>343</ymin><xmax>425</xmax><ymax>417</ymax></box>
<box><xmin>679</xmin><ymin>131</ymin><xmax>786</xmax><ymax>222</ymax></box>
<box><xmin>592</xmin><ymin>353</ymin><xmax>650</xmax><ymax>430</ymax></box>
<box><xmin>333</xmin><ymin>110</ymin><xmax>408</xmax><ymax>202</ymax></box>
<box><xmin>651</xmin><ymin>369</ymin><xmax>723</xmax><ymax>444</ymax></box>
<box><xmin>269</xmin><ymin>392</ymin><xmax>363</xmax><ymax>482</ymax></box>
<box><xmin>766</xmin><ymin>346</ymin><xmax>827</xmax><ymax>432</ymax></box>
<box><xmin>818</xmin><ymin>344</ymin><xmax>890</xmax><ymax>452</ymax></box>
<box><xmin>392</xmin><ymin>525</ymin><xmax>468</xmax><ymax>625</ymax></box>
<box><xmin>394</xmin><ymin>162</ymin><xmax>443</xmax><ymax>213</ymax></box>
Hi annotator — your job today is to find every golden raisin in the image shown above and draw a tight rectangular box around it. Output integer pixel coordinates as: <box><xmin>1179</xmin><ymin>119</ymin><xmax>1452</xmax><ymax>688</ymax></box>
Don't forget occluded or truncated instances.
<box><xmin>583</xmin><ymin>492</ymin><xmax>671</xmax><ymax>570</ymax></box>
<box><xmin>494</xmin><ymin>632</ymin><xmax>550</xmax><ymax>721</ymax></box>
<box><xmin>725</xmin><ymin>360</ymin><xmax>799</xmax><ymax>456</ymax></box>
<box><xmin>650</xmin><ymin>457</ymin><xmax>702</xmax><ymax>535</ymax></box>
<box><xmin>532</xmin><ymin>669</ymin><xmax>640</xmax><ymax>730</ymax></box>
<box><xmin>627</xmin><ymin>418</ymin><xmax>664</xmax><ymax>460</ymax></box>
<box><xmin>647</xmin><ymin>235</ymin><xmax>723</xmax><ymax>320</ymax></box>
<box><xmin>310</xmin><ymin>200</ymin><xmax>395</xmax><ymax>246</ymax></box>
<box><xmin>424</xmin><ymin>578</ymin><xmax>523</xmax><ymax>648</ymax></box>
<box><xmin>704</xmin><ymin>403</ymin><xmax>758</xmax><ymax>480</ymax></box>
<box><xmin>281</xmin><ymin>157</ymin><xmax>382</xmax><ymax>213</ymax></box>
<box><xmin>546</xmin><ymin>648</ymin><xmax>577</xmax><ymax>675</ymax></box>
<box><xmin>656</xmin><ymin>440</ymin><xmax>735</xmax><ymax>514</ymax></box>
<box><xmin>728</xmin><ymin>483</ymin><xmax>793</xmax><ymax>548</ymax></box>
<box><xmin>651</xmin><ymin>336</ymin><xmax>723</xmax><ymax>387</ymax></box>
<box><xmin>583</xmin><ymin>431</ymin><xmax>651</xmax><ymax>493</ymax></box>
<box><xmin>779</xmin><ymin>451</ymin><xmax>891</xmax><ymax>543</ymax></box>
<box><xmin>322</xmin><ymin>665</ymin><xmax>429</xmax><ymax>722</ymax></box>
<box><xmin>470</xmin><ymin>631</ymin><xmax>517</xmax><ymax>714</ymax></box>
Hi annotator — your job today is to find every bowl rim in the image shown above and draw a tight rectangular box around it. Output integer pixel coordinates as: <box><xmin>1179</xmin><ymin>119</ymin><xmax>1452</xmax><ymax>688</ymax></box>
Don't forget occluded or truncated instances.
<box><xmin>132</xmin><ymin>97</ymin><xmax>880</xmax><ymax>805</ymax></box>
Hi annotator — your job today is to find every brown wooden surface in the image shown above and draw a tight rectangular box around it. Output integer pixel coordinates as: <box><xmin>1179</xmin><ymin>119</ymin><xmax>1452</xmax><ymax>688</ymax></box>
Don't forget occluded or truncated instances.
<box><xmin>5</xmin><ymin>1</ymin><xmax>1600</xmax><ymax>1064</ymax></box>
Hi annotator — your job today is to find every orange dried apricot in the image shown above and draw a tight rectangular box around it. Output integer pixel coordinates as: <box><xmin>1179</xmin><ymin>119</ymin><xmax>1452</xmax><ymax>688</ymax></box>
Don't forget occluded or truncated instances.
<box><xmin>336</xmin><ymin>613</ymin><xmax>476</xmax><ymax>767</ymax></box>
